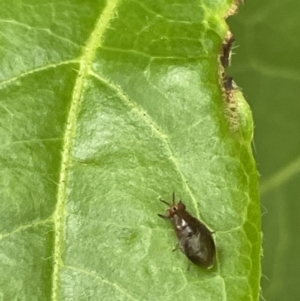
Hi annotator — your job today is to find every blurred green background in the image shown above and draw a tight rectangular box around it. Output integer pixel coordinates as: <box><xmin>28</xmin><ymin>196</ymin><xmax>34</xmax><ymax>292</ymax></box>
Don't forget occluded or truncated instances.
<box><xmin>228</xmin><ymin>1</ymin><xmax>300</xmax><ymax>300</ymax></box>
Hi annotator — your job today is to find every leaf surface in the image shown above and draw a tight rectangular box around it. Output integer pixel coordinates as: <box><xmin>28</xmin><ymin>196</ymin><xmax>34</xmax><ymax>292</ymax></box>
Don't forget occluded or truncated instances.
<box><xmin>0</xmin><ymin>1</ymin><xmax>260</xmax><ymax>300</ymax></box>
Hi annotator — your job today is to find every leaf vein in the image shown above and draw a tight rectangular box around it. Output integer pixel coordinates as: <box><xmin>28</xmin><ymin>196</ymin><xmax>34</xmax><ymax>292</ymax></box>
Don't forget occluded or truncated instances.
<box><xmin>51</xmin><ymin>1</ymin><xmax>120</xmax><ymax>299</ymax></box>
<box><xmin>0</xmin><ymin>60</ymin><xmax>79</xmax><ymax>90</ymax></box>
<box><xmin>0</xmin><ymin>217</ymin><xmax>53</xmax><ymax>241</ymax></box>
<box><xmin>64</xmin><ymin>265</ymin><xmax>143</xmax><ymax>301</ymax></box>
<box><xmin>89</xmin><ymin>70</ymin><xmax>200</xmax><ymax>219</ymax></box>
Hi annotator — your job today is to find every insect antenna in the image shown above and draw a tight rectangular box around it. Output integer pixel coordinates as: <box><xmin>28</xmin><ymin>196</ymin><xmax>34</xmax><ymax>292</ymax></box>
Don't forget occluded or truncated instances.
<box><xmin>159</xmin><ymin>198</ymin><xmax>171</xmax><ymax>206</ymax></box>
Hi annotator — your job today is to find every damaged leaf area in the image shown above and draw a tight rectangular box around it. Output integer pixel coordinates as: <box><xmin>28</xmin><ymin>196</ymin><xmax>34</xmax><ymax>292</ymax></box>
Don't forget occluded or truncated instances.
<box><xmin>0</xmin><ymin>0</ymin><xmax>260</xmax><ymax>300</ymax></box>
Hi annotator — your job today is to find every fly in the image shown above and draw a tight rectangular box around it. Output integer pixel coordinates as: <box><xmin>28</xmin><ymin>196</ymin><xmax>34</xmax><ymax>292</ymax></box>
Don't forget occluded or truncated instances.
<box><xmin>158</xmin><ymin>192</ymin><xmax>216</xmax><ymax>269</ymax></box>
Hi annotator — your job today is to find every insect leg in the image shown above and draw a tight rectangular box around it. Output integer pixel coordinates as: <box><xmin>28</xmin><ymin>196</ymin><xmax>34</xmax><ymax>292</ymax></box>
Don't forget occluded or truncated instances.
<box><xmin>157</xmin><ymin>213</ymin><xmax>168</xmax><ymax>219</ymax></box>
<box><xmin>172</xmin><ymin>242</ymin><xmax>180</xmax><ymax>252</ymax></box>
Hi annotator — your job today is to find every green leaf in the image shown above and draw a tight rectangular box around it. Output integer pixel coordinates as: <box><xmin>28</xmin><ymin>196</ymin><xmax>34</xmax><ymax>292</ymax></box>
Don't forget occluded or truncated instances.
<box><xmin>0</xmin><ymin>1</ymin><xmax>261</xmax><ymax>300</ymax></box>
<box><xmin>229</xmin><ymin>1</ymin><xmax>300</xmax><ymax>300</ymax></box>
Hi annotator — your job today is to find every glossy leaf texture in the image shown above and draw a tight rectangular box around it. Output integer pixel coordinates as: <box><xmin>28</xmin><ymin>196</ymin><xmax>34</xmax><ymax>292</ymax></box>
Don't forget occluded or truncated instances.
<box><xmin>0</xmin><ymin>1</ymin><xmax>261</xmax><ymax>300</ymax></box>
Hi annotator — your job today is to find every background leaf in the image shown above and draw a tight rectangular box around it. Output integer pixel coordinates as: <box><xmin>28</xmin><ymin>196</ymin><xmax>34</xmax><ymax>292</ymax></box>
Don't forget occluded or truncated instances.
<box><xmin>0</xmin><ymin>1</ymin><xmax>260</xmax><ymax>300</ymax></box>
<box><xmin>228</xmin><ymin>0</ymin><xmax>300</xmax><ymax>300</ymax></box>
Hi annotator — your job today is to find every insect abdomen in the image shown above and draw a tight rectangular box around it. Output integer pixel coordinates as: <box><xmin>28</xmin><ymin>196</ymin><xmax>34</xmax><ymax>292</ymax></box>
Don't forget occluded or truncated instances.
<box><xmin>172</xmin><ymin>213</ymin><xmax>215</xmax><ymax>268</ymax></box>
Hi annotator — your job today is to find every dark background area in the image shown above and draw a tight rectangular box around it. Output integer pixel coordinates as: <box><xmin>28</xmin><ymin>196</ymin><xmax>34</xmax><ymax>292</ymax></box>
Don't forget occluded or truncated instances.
<box><xmin>228</xmin><ymin>1</ymin><xmax>300</xmax><ymax>300</ymax></box>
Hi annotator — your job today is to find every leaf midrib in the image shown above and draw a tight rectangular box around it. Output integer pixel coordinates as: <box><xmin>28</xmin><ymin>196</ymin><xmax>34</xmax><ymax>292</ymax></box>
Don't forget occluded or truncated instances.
<box><xmin>51</xmin><ymin>1</ymin><xmax>120</xmax><ymax>299</ymax></box>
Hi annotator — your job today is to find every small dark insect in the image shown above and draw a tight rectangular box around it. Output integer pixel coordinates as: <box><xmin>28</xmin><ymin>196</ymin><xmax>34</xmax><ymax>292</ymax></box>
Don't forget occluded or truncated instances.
<box><xmin>223</xmin><ymin>75</ymin><xmax>234</xmax><ymax>91</ymax></box>
<box><xmin>158</xmin><ymin>192</ymin><xmax>216</xmax><ymax>269</ymax></box>
<box><xmin>220</xmin><ymin>35</ymin><xmax>235</xmax><ymax>68</ymax></box>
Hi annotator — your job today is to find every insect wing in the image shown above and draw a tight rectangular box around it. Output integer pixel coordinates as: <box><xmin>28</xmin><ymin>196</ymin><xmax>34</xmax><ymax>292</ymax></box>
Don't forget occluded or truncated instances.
<box><xmin>180</xmin><ymin>219</ymin><xmax>216</xmax><ymax>268</ymax></box>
